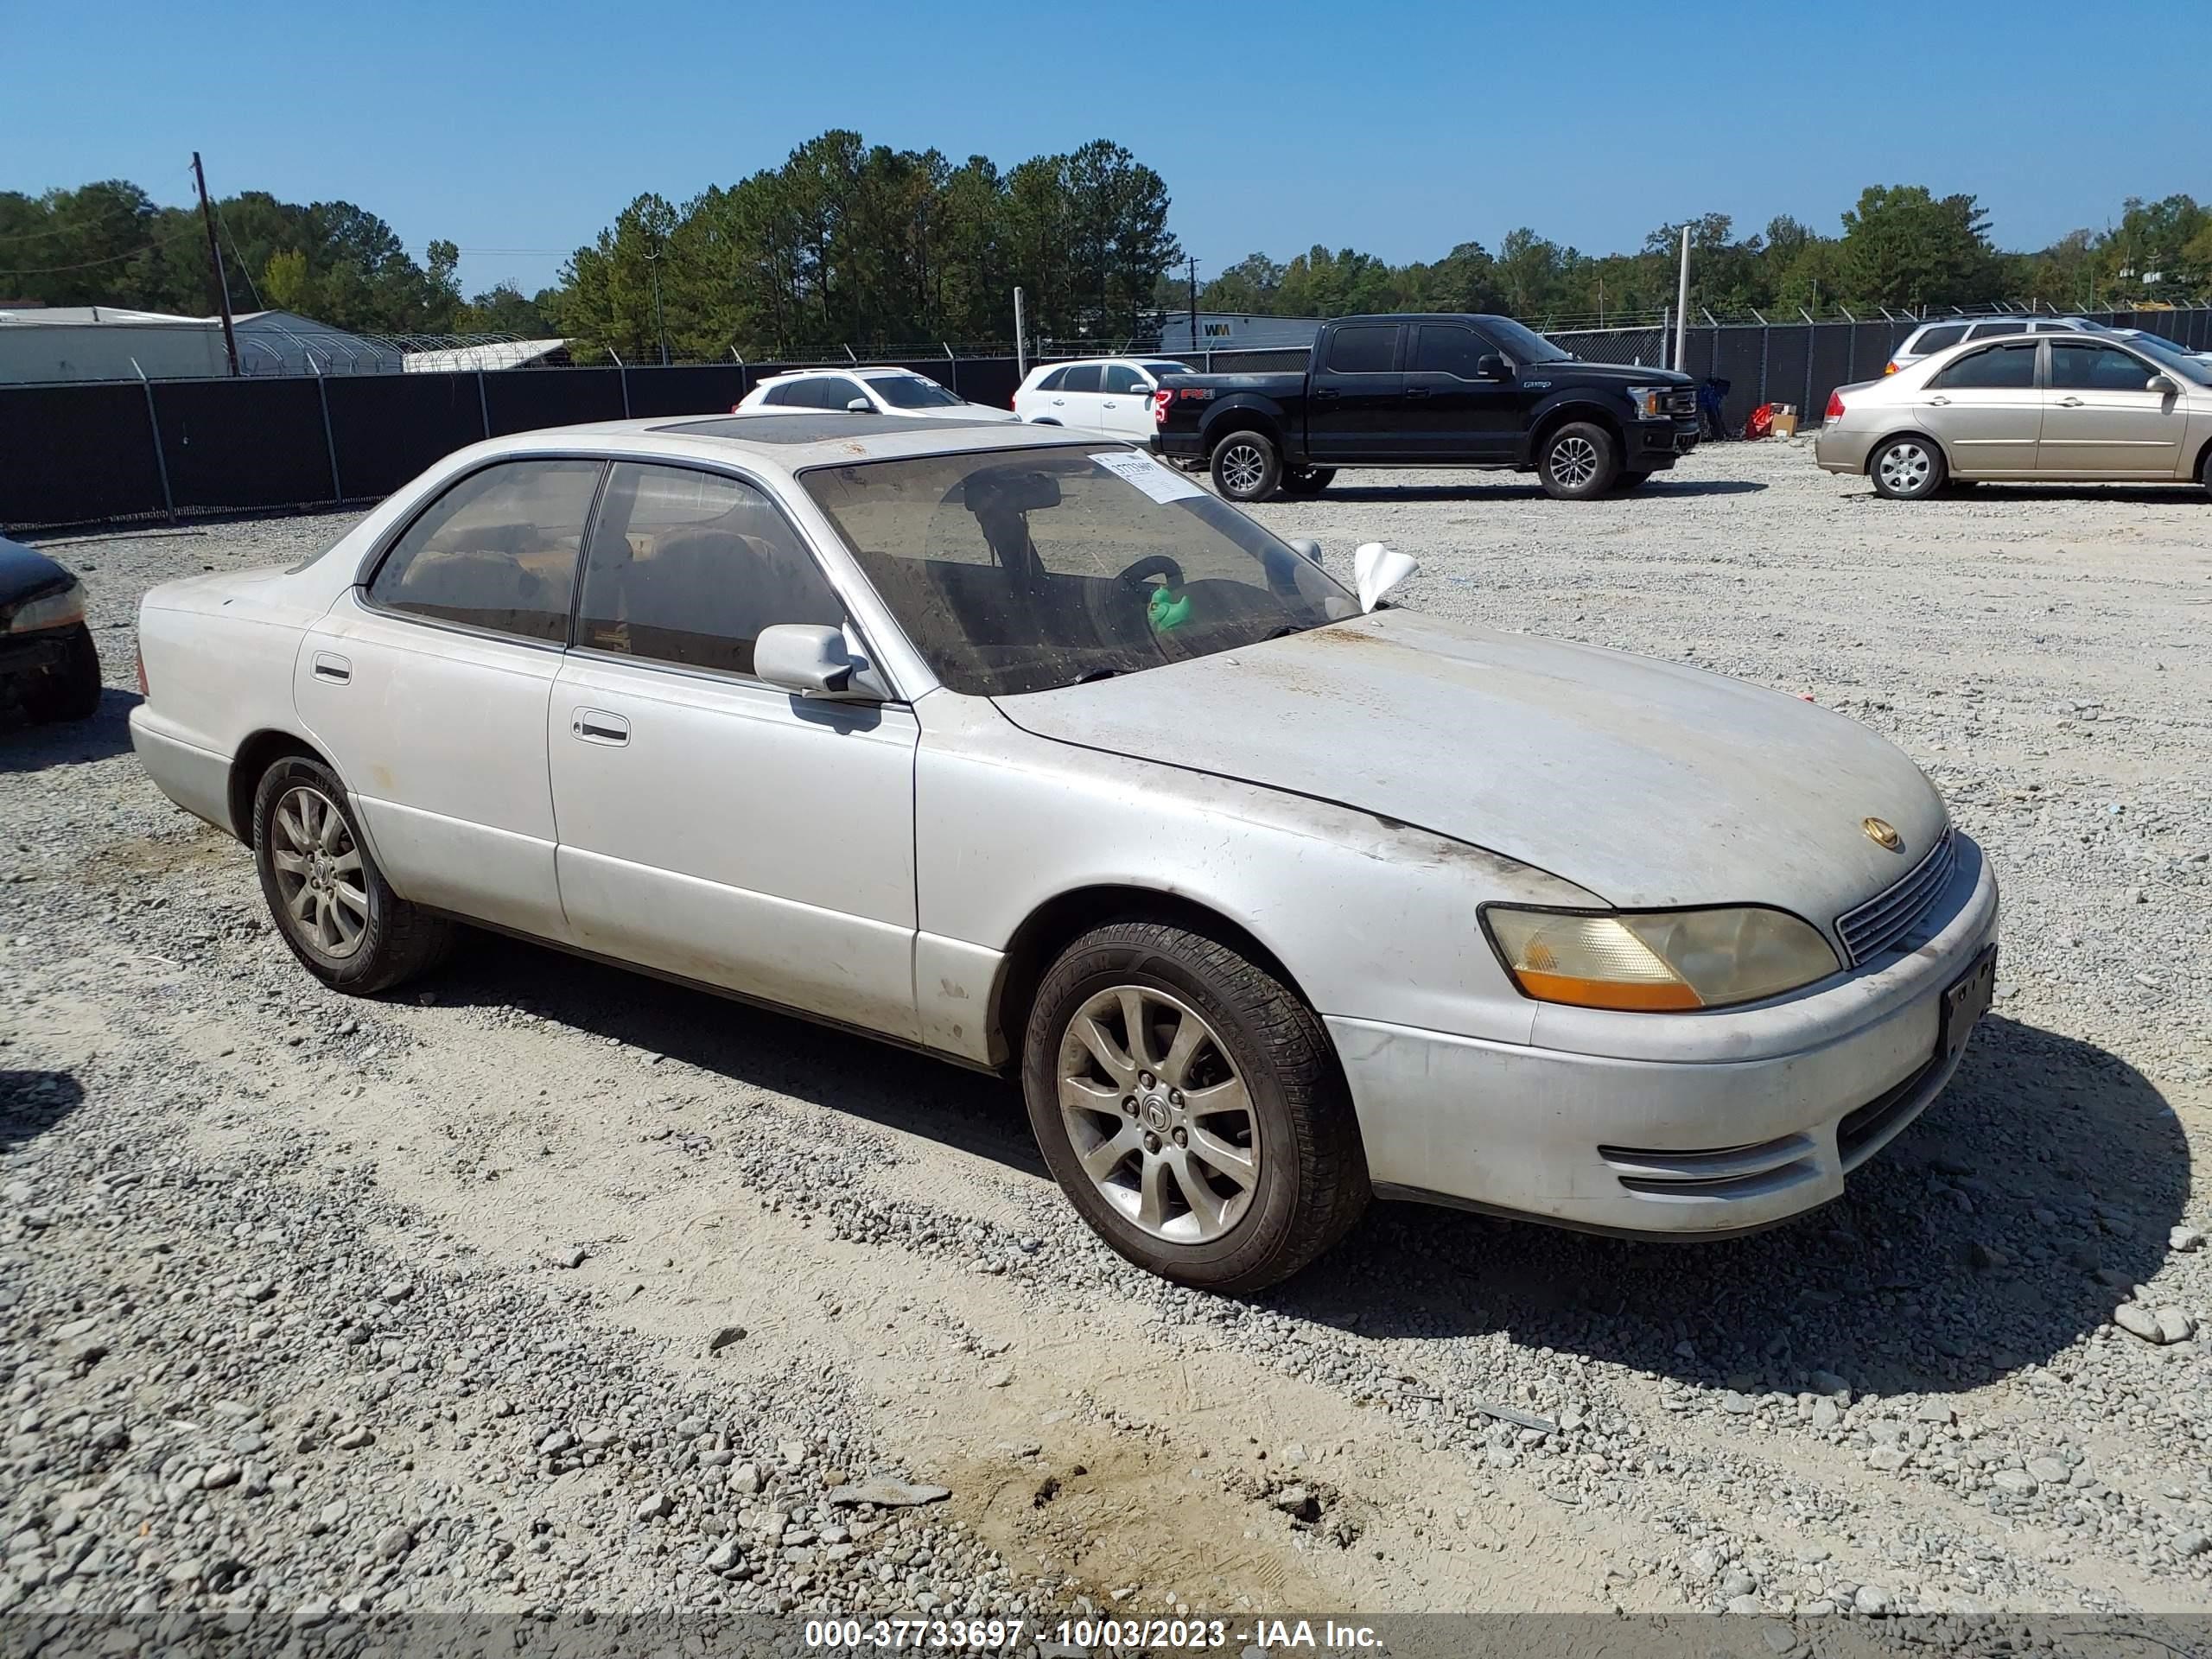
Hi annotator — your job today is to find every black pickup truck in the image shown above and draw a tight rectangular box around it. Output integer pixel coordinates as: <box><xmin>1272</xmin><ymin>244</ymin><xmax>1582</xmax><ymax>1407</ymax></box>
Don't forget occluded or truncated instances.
<box><xmin>1151</xmin><ymin>314</ymin><xmax>1700</xmax><ymax>502</ymax></box>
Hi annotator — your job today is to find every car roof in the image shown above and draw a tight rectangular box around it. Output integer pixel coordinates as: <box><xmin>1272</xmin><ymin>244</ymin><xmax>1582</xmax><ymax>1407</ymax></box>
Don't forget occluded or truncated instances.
<box><xmin>759</xmin><ymin>365</ymin><xmax>931</xmax><ymax>381</ymax></box>
<box><xmin>478</xmin><ymin>413</ymin><xmax>1104</xmax><ymax>474</ymax></box>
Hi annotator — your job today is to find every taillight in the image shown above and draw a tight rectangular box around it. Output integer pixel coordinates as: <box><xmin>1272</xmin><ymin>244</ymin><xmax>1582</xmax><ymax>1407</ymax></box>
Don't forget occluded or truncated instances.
<box><xmin>1882</xmin><ymin>360</ymin><xmax>1897</xmax><ymax>375</ymax></box>
<box><xmin>1824</xmin><ymin>390</ymin><xmax>1846</xmax><ymax>424</ymax></box>
<box><xmin>135</xmin><ymin>643</ymin><xmax>149</xmax><ymax>699</ymax></box>
<box><xmin>1152</xmin><ymin>389</ymin><xmax>1172</xmax><ymax>426</ymax></box>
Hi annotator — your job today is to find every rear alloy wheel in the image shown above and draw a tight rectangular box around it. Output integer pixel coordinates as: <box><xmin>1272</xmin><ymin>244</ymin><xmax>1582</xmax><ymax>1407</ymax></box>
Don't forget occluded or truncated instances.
<box><xmin>1869</xmin><ymin>435</ymin><xmax>1946</xmax><ymax>500</ymax></box>
<box><xmin>253</xmin><ymin>755</ymin><xmax>453</xmax><ymax>995</ymax></box>
<box><xmin>1281</xmin><ymin>466</ymin><xmax>1336</xmax><ymax>498</ymax></box>
<box><xmin>1539</xmin><ymin>421</ymin><xmax>1620</xmax><ymax>499</ymax></box>
<box><xmin>1209</xmin><ymin>431</ymin><xmax>1281</xmax><ymax>502</ymax></box>
<box><xmin>1024</xmin><ymin>920</ymin><xmax>1368</xmax><ymax>1294</ymax></box>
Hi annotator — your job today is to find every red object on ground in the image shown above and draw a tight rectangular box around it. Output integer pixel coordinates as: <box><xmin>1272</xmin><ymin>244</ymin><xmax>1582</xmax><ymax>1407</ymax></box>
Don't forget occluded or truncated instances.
<box><xmin>1745</xmin><ymin>403</ymin><xmax>1775</xmax><ymax>440</ymax></box>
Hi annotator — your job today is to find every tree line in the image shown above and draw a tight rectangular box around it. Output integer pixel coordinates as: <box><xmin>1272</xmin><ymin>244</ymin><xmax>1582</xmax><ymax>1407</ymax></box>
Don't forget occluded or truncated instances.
<box><xmin>5</xmin><ymin>145</ymin><xmax>2208</xmax><ymax>364</ymax></box>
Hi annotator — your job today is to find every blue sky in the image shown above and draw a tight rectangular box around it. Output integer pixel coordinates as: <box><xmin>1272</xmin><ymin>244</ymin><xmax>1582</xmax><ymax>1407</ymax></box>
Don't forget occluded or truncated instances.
<box><xmin>10</xmin><ymin>0</ymin><xmax>2206</xmax><ymax>300</ymax></box>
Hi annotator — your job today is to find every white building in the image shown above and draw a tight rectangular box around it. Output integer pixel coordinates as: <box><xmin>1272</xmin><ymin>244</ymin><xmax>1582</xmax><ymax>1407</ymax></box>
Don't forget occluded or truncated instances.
<box><xmin>0</xmin><ymin>305</ymin><xmax>400</xmax><ymax>384</ymax></box>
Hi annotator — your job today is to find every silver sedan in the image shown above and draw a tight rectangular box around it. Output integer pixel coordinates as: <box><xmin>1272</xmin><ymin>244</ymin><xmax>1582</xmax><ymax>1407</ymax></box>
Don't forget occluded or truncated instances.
<box><xmin>130</xmin><ymin>414</ymin><xmax>1999</xmax><ymax>1292</ymax></box>
<box><xmin>1817</xmin><ymin>329</ymin><xmax>2212</xmax><ymax>499</ymax></box>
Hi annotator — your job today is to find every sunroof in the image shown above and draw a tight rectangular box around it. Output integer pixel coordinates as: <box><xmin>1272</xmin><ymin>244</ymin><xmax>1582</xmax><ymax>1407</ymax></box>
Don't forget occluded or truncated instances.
<box><xmin>656</xmin><ymin>413</ymin><xmax>928</xmax><ymax>442</ymax></box>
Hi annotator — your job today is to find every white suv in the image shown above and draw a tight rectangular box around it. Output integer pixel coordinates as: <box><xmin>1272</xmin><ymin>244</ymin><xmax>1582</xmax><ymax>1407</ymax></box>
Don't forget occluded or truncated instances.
<box><xmin>734</xmin><ymin>367</ymin><xmax>1019</xmax><ymax>423</ymax></box>
<box><xmin>1013</xmin><ymin>357</ymin><xmax>1192</xmax><ymax>442</ymax></box>
<box><xmin>1886</xmin><ymin>315</ymin><xmax>2107</xmax><ymax>374</ymax></box>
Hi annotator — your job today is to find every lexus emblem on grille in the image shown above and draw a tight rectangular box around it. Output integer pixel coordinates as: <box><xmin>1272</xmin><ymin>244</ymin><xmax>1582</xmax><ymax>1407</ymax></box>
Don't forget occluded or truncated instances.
<box><xmin>1862</xmin><ymin>817</ymin><xmax>1904</xmax><ymax>852</ymax></box>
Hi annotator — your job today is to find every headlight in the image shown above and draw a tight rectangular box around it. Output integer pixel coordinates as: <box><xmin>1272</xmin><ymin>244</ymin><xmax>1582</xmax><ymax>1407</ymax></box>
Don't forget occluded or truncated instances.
<box><xmin>1484</xmin><ymin>905</ymin><xmax>1841</xmax><ymax>1012</ymax></box>
<box><xmin>3</xmin><ymin>582</ymin><xmax>85</xmax><ymax>634</ymax></box>
<box><xmin>1624</xmin><ymin>387</ymin><xmax>1669</xmax><ymax>419</ymax></box>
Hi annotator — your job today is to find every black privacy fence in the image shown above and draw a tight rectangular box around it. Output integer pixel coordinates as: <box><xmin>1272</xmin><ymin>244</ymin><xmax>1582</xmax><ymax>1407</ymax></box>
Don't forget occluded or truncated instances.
<box><xmin>4</xmin><ymin>309</ymin><xmax>2209</xmax><ymax>531</ymax></box>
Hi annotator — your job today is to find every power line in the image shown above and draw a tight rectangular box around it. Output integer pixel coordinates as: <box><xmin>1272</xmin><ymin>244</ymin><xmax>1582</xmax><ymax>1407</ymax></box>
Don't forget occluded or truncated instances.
<box><xmin>0</xmin><ymin>220</ymin><xmax>203</xmax><ymax>276</ymax></box>
<box><xmin>212</xmin><ymin>194</ymin><xmax>265</xmax><ymax>311</ymax></box>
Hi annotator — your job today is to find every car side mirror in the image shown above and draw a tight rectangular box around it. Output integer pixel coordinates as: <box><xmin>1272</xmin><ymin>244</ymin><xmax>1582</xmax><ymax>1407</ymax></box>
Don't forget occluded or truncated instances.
<box><xmin>846</xmin><ymin>397</ymin><xmax>872</xmax><ymax>413</ymax></box>
<box><xmin>1287</xmin><ymin>537</ymin><xmax>1324</xmax><ymax>566</ymax></box>
<box><xmin>1352</xmin><ymin>543</ymin><xmax>1418</xmax><ymax>612</ymax></box>
<box><xmin>755</xmin><ymin>624</ymin><xmax>874</xmax><ymax>699</ymax></box>
<box><xmin>2147</xmin><ymin>373</ymin><xmax>2178</xmax><ymax>396</ymax></box>
<box><xmin>1475</xmin><ymin>353</ymin><xmax>1510</xmax><ymax>380</ymax></box>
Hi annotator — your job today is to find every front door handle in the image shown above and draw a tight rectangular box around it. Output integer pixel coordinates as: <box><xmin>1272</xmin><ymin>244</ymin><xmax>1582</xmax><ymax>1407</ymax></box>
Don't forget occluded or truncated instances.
<box><xmin>571</xmin><ymin>709</ymin><xmax>630</xmax><ymax>746</ymax></box>
<box><xmin>1313</xmin><ymin>387</ymin><xmax>1340</xmax><ymax>400</ymax></box>
<box><xmin>1404</xmin><ymin>386</ymin><xmax>1431</xmax><ymax>398</ymax></box>
<box><xmin>2056</xmin><ymin>396</ymin><xmax>2085</xmax><ymax>407</ymax></box>
<box><xmin>312</xmin><ymin>652</ymin><xmax>351</xmax><ymax>684</ymax></box>
<box><xmin>1101</xmin><ymin>399</ymin><xmax>1117</xmax><ymax>409</ymax></box>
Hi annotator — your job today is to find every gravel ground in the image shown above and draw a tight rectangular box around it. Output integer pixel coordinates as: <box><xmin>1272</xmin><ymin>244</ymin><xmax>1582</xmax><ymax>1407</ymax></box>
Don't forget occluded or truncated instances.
<box><xmin>3</xmin><ymin>437</ymin><xmax>2210</xmax><ymax>1643</ymax></box>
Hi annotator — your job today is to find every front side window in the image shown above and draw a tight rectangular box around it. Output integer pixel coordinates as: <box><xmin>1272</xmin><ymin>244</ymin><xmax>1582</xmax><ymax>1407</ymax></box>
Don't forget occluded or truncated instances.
<box><xmin>1929</xmin><ymin>342</ymin><xmax>2038</xmax><ymax>391</ymax></box>
<box><xmin>575</xmin><ymin>464</ymin><xmax>844</xmax><ymax>677</ymax></box>
<box><xmin>1325</xmin><ymin>325</ymin><xmax>1397</xmax><ymax>374</ymax></box>
<box><xmin>1411</xmin><ymin>323</ymin><xmax>1497</xmax><ymax>378</ymax></box>
<box><xmin>801</xmin><ymin>445</ymin><xmax>1357</xmax><ymax>697</ymax></box>
<box><xmin>1101</xmin><ymin>363</ymin><xmax>1147</xmax><ymax>395</ymax></box>
<box><xmin>868</xmin><ymin>373</ymin><xmax>963</xmax><ymax>409</ymax></box>
<box><xmin>368</xmin><ymin>459</ymin><xmax>602</xmax><ymax>642</ymax></box>
<box><xmin>1913</xmin><ymin>325</ymin><xmax>1968</xmax><ymax>353</ymax></box>
<box><xmin>2050</xmin><ymin>344</ymin><xmax>2160</xmax><ymax>392</ymax></box>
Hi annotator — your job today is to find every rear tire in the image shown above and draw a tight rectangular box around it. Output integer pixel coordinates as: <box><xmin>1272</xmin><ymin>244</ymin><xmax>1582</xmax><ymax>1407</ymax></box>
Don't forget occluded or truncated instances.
<box><xmin>23</xmin><ymin>625</ymin><xmax>102</xmax><ymax>723</ymax></box>
<box><xmin>1281</xmin><ymin>466</ymin><xmax>1336</xmax><ymax>498</ymax></box>
<box><xmin>1868</xmin><ymin>435</ymin><xmax>1947</xmax><ymax>500</ymax></box>
<box><xmin>1209</xmin><ymin>430</ymin><xmax>1281</xmax><ymax>503</ymax></box>
<box><xmin>1022</xmin><ymin>920</ymin><xmax>1369</xmax><ymax>1294</ymax></box>
<box><xmin>252</xmin><ymin>755</ymin><xmax>454</xmax><ymax>996</ymax></box>
<box><xmin>2199</xmin><ymin>446</ymin><xmax>2212</xmax><ymax>501</ymax></box>
<box><xmin>1539</xmin><ymin>422</ymin><xmax>1621</xmax><ymax>499</ymax></box>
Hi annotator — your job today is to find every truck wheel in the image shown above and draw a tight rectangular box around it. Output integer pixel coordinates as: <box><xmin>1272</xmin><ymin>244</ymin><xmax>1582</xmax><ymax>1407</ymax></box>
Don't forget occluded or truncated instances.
<box><xmin>24</xmin><ymin>625</ymin><xmax>103</xmax><ymax>723</ymax></box>
<box><xmin>1210</xmin><ymin>431</ymin><xmax>1281</xmax><ymax>503</ymax></box>
<box><xmin>1868</xmin><ymin>435</ymin><xmax>1946</xmax><ymax>500</ymax></box>
<box><xmin>1539</xmin><ymin>422</ymin><xmax>1621</xmax><ymax>499</ymax></box>
<box><xmin>1281</xmin><ymin>467</ymin><xmax>1336</xmax><ymax>498</ymax></box>
<box><xmin>1023</xmin><ymin>919</ymin><xmax>1369</xmax><ymax>1294</ymax></box>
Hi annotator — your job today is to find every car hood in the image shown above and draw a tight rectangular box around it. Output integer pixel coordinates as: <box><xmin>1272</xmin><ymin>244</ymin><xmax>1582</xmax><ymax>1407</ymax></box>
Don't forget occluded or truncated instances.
<box><xmin>1529</xmin><ymin>359</ymin><xmax>1694</xmax><ymax>388</ymax></box>
<box><xmin>0</xmin><ymin>537</ymin><xmax>74</xmax><ymax>604</ymax></box>
<box><xmin>993</xmin><ymin>608</ymin><xmax>1948</xmax><ymax>936</ymax></box>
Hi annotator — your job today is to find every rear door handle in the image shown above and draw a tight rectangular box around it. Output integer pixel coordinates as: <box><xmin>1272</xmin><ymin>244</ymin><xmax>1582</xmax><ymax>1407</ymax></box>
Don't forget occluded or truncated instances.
<box><xmin>571</xmin><ymin>709</ymin><xmax>629</xmax><ymax>746</ymax></box>
<box><xmin>312</xmin><ymin>652</ymin><xmax>351</xmax><ymax>684</ymax></box>
<box><xmin>1404</xmin><ymin>386</ymin><xmax>1431</xmax><ymax>398</ymax></box>
<box><xmin>1926</xmin><ymin>395</ymin><xmax>1951</xmax><ymax>406</ymax></box>
<box><xmin>2056</xmin><ymin>396</ymin><xmax>2085</xmax><ymax>407</ymax></box>
<box><xmin>1313</xmin><ymin>387</ymin><xmax>1340</xmax><ymax>400</ymax></box>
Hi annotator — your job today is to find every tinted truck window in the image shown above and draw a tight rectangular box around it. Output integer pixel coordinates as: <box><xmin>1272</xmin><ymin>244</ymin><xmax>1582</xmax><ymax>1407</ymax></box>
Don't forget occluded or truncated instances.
<box><xmin>1325</xmin><ymin>326</ymin><xmax>1397</xmax><ymax>374</ymax></box>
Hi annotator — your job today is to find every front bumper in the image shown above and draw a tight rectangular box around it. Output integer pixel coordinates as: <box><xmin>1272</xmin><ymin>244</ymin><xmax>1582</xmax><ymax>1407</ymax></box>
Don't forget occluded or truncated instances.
<box><xmin>1328</xmin><ymin>833</ymin><xmax>2000</xmax><ymax>1237</ymax></box>
<box><xmin>1813</xmin><ymin>423</ymin><xmax>1875</xmax><ymax>475</ymax></box>
<box><xmin>1627</xmin><ymin>417</ymin><xmax>1700</xmax><ymax>468</ymax></box>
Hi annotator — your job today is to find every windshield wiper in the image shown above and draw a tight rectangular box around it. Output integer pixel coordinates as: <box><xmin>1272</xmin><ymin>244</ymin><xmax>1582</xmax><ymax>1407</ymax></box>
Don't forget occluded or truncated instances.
<box><xmin>1071</xmin><ymin>667</ymin><xmax>1122</xmax><ymax>686</ymax></box>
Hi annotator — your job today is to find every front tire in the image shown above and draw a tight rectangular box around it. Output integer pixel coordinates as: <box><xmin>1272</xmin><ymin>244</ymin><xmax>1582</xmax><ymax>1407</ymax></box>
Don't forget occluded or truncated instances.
<box><xmin>1868</xmin><ymin>435</ymin><xmax>1946</xmax><ymax>500</ymax></box>
<box><xmin>1209</xmin><ymin>430</ymin><xmax>1281</xmax><ymax>503</ymax></box>
<box><xmin>1022</xmin><ymin>920</ymin><xmax>1369</xmax><ymax>1294</ymax></box>
<box><xmin>1281</xmin><ymin>466</ymin><xmax>1336</xmax><ymax>498</ymax></box>
<box><xmin>1539</xmin><ymin>422</ymin><xmax>1621</xmax><ymax>499</ymax></box>
<box><xmin>252</xmin><ymin>755</ymin><xmax>454</xmax><ymax>995</ymax></box>
<box><xmin>23</xmin><ymin>624</ymin><xmax>102</xmax><ymax>723</ymax></box>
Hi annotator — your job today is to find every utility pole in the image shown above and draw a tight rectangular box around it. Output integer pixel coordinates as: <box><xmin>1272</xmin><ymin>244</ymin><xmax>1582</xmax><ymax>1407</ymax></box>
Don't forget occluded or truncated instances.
<box><xmin>1672</xmin><ymin>224</ymin><xmax>1692</xmax><ymax>374</ymax></box>
<box><xmin>1013</xmin><ymin>287</ymin><xmax>1027</xmax><ymax>378</ymax></box>
<box><xmin>645</xmin><ymin>245</ymin><xmax>669</xmax><ymax>365</ymax></box>
<box><xmin>192</xmin><ymin>151</ymin><xmax>240</xmax><ymax>378</ymax></box>
<box><xmin>1186</xmin><ymin>255</ymin><xmax>1199</xmax><ymax>353</ymax></box>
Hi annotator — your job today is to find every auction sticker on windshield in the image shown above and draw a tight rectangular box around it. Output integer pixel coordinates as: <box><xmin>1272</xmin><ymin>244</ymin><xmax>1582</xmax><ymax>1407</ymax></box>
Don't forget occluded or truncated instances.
<box><xmin>1092</xmin><ymin>449</ymin><xmax>1206</xmax><ymax>504</ymax></box>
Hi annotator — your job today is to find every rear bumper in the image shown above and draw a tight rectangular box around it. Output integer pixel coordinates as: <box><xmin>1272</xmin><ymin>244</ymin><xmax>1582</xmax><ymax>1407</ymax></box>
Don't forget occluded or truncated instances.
<box><xmin>1330</xmin><ymin>835</ymin><xmax>2000</xmax><ymax>1237</ymax></box>
<box><xmin>1814</xmin><ymin>423</ymin><xmax>1876</xmax><ymax>474</ymax></box>
<box><xmin>129</xmin><ymin>706</ymin><xmax>236</xmax><ymax>836</ymax></box>
<box><xmin>1153</xmin><ymin>432</ymin><xmax>1204</xmax><ymax>462</ymax></box>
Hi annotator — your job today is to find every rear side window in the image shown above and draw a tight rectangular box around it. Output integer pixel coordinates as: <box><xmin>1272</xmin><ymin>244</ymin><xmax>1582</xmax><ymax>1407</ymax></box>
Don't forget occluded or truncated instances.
<box><xmin>575</xmin><ymin>464</ymin><xmax>844</xmax><ymax>677</ymax></box>
<box><xmin>1965</xmin><ymin>322</ymin><xmax>2026</xmax><ymax>341</ymax></box>
<box><xmin>1411</xmin><ymin>323</ymin><xmax>1496</xmax><ymax>378</ymax></box>
<box><xmin>1101</xmin><ymin>363</ymin><xmax>1147</xmax><ymax>395</ymax></box>
<box><xmin>1929</xmin><ymin>342</ymin><xmax>2039</xmax><ymax>391</ymax></box>
<box><xmin>369</xmin><ymin>459</ymin><xmax>602</xmax><ymax>642</ymax></box>
<box><xmin>2050</xmin><ymin>344</ymin><xmax>2160</xmax><ymax>391</ymax></box>
<box><xmin>1059</xmin><ymin>364</ymin><xmax>1102</xmax><ymax>393</ymax></box>
<box><xmin>1325</xmin><ymin>325</ymin><xmax>1398</xmax><ymax>373</ymax></box>
<box><xmin>1912</xmin><ymin>325</ymin><xmax>1968</xmax><ymax>353</ymax></box>
<box><xmin>1035</xmin><ymin>367</ymin><xmax>1068</xmax><ymax>392</ymax></box>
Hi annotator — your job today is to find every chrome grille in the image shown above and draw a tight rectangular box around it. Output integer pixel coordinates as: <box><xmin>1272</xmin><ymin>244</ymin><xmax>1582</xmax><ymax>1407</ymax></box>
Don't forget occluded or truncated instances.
<box><xmin>1836</xmin><ymin>827</ymin><xmax>1956</xmax><ymax>965</ymax></box>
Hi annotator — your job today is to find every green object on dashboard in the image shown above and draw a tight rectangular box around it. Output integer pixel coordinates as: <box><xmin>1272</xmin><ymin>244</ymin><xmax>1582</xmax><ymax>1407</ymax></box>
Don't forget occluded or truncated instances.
<box><xmin>1148</xmin><ymin>586</ymin><xmax>1192</xmax><ymax>632</ymax></box>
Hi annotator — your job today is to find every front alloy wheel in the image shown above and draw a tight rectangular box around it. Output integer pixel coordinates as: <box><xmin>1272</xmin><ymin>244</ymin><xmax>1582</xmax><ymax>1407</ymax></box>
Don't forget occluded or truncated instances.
<box><xmin>1058</xmin><ymin>984</ymin><xmax>1259</xmax><ymax>1243</ymax></box>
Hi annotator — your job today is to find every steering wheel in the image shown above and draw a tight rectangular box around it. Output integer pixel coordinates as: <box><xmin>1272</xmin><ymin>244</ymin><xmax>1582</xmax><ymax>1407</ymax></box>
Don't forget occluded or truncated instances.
<box><xmin>1116</xmin><ymin>553</ymin><xmax>1185</xmax><ymax>590</ymax></box>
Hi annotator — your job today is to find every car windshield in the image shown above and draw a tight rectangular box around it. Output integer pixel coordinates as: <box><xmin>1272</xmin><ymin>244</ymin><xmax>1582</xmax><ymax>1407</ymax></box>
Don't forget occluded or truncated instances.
<box><xmin>2122</xmin><ymin>330</ymin><xmax>2212</xmax><ymax>385</ymax></box>
<box><xmin>1484</xmin><ymin>318</ymin><xmax>1573</xmax><ymax>365</ymax></box>
<box><xmin>801</xmin><ymin>444</ymin><xmax>1360</xmax><ymax>697</ymax></box>
<box><xmin>867</xmin><ymin>374</ymin><xmax>965</xmax><ymax>409</ymax></box>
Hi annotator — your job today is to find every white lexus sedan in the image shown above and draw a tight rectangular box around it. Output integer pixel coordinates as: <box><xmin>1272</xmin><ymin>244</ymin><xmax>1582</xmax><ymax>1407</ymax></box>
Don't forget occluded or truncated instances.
<box><xmin>130</xmin><ymin>416</ymin><xmax>1999</xmax><ymax>1292</ymax></box>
